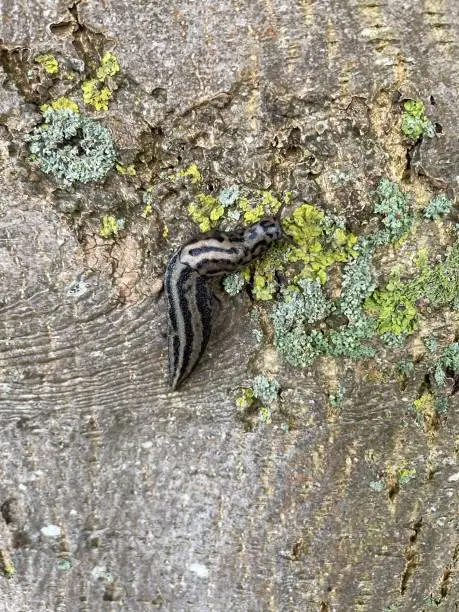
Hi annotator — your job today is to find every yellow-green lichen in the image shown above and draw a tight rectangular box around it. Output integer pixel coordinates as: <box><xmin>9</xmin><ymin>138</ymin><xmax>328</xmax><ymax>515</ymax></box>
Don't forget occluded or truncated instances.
<box><xmin>116</xmin><ymin>163</ymin><xmax>136</xmax><ymax>176</ymax></box>
<box><xmin>401</xmin><ymin>99</ymin><xmax>434</xmax><ymax>141</ymax></box>
<box><xmin>141</xmin><ymin>203</ymin><xmax>152</xmax><ymax>219</ymax></box>
<box><xmin>174</xmin><ymin>163</ymin><xmax>202</xmax><ymax>184</ymax></box>
<box><xmin>0</xmin><ymin>550</ymin><xmax>16</xmax><ymax>577</ymax></box>
<box><xmin>99</xmin><ymin>215</ymin><xmax>124</xmax><ymax>238</ymax></box>
<box><xmin>82</xmin><ymin>80</ymin><xmax>112</xmax><ymax>111</ymax></box>
<box><xmin>35</xmin><ymin>53</ymin><xmax>59</xmax><ymax>74</ymax></box>
<box><xmin>259</xmin><ymin>406</ymin><xmax>272</xmax><ymax>424</ymax></box>
<box><xmin>82</xmin><ymin>52</ymin><xmax>120</xmax><ymax>111</ymax></box>
<box><xmin>188</xmin><ymin>194</ymin><xmax>224</xmax><ymax>232</ymax></box>
<box><xmin>397</xmin><ymin>466</ymin><xmax>417</xmax><ymax>485</ymax></box>
<box><xmin>238</xmin><ymin>190</ymin><xmax>287</xmax><ymax>223</ymax></box>
<box><xmin>40</xmin><ymin>97</ymin><xmax>79</xmax><ymax>113</ymax></box>
<box><xmin>96</xmin><ymin>51</ymin><xmax>120</xmax><ymax>80</ymax></box>
<box><xmin>282</xmin><ymin>203</ymin><xmax>357</xmax><ymax>284</ymax></box>
<box><xmin>235</xmin><ymin>387</ymin><xmax>255</xmax><ymax>409</ymax></box>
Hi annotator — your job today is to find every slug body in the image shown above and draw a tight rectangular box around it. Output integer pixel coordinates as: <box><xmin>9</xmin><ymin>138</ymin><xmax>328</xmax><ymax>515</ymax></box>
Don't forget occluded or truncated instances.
<box><xmin>165</xmin><ymin>218</ymin><xmax>282</xmax><ymax>389</ymax></box>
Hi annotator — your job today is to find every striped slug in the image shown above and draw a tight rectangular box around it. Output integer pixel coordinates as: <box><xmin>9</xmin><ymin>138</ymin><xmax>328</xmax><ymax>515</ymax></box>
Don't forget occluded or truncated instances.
<box><xmin>165</xmin><ymin>218</ymin><xmax>282</xmax><ymax>389</ymax></box>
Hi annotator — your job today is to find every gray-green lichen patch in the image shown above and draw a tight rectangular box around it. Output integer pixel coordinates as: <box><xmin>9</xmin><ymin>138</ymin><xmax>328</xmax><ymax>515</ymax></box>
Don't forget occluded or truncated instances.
<box><xmin>26</xmin><ymin>109</ymin><xmax>116</xmax><ymax>187</ymax></box>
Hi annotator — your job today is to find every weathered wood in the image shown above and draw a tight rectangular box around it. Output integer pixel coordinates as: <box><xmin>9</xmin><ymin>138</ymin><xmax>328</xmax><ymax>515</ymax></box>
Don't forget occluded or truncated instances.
<box><xmin>0</xmin><ymin>1</ymin><xmax>458</xmax><ymax>610</ymax></box>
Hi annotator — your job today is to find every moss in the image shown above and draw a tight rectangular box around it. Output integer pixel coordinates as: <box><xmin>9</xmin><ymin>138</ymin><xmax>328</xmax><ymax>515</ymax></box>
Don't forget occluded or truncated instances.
<box><xmin>188</xmin><ymin>193</ymin><xmax>224</xmax><ymax>232</ymax></box>
<box><xmin>116</xmin><ymin>163</ymin><xmax>136</xmax><ymax>176</ymax></box>
<box><xmin>26</xmin><ymin>109</ymin><xmax>116</xmax><ymax>187</ymax></box>
<box><xmin>40</xmin><ymin>97</ymin><xmax>79</xmax><ymax>113</ymax></box>
<box><xmin>175</xmin><ymin>163</ymin><xmax>202</xmax><ymax>184</ymax></box>
<box><xmin>99</xmin><ymin>215</ymin><xmax>124</xmax><ymax>238</ymax></box>
<box><xmin>82</xmin><ymin>79</ymin><xmax>113</xmax><ymax>111</ymax></box>
<box><xmin>96</xmin><ymin>51</ymin><xmax>120</xmax><ymax>80</ymax></box>
<box><xmin>401</xmin><ymin>99</ymin><xmax>434</xmax><ymax>141</ymax></box>
<box><xmin>423</xmin><ymin>194</ymin><xmax>453</xmax><ymax>219</ymax></box>
<box><xmin>282</xmin><ymin>203</ymin><xmax>357</xmax><ymax>284</ymax></box>
<box><xmin>252</xmin><ymin>374</ymin><xmax>280</xmax><ymax>404</ymax></box>
<box><xmin>35</xmin><ymin>53</ymin><xmax>59</xmax><ymax>74</ymax></box>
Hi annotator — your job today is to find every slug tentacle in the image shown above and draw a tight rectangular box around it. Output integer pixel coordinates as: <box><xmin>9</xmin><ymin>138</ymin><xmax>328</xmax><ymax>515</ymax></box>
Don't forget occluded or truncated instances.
<box><xmin>164</xmin><ymin>218</ymin><xmax>282</xmax><ymax>389</ymax></box>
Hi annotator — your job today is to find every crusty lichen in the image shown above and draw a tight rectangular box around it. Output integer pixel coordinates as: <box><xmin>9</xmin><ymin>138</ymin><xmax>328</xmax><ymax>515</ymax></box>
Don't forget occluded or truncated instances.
<box><xmin>40</xmin><ymin>96</ymin><xmax>79</xmax><ymax>113</ymax></box>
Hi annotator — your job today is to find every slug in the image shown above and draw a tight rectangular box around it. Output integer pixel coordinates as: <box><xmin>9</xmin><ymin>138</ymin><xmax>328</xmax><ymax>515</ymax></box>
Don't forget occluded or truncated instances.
<box><xmin>165</xmin><ymin>218</ymin><xmax>282</xmax><ymax>389</ymax></box>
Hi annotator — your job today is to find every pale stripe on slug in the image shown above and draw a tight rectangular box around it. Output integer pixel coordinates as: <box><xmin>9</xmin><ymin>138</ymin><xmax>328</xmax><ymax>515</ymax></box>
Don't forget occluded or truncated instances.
<box><xmin>165</xmin><ymin>218</ymin><xmax>282</xmax><ymax>389</ymax></box>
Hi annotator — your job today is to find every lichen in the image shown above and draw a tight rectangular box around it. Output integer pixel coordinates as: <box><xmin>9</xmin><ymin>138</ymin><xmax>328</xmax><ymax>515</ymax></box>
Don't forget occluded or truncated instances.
<box><xmin>235</xmin><ymin>387</ymin><xmax>255</xmax><ymax>409</ymax></box>
<box><xmin>96</xmin><ymin>51</ymin><xmax>120</xmax><ymax>80</ymax></box>
<box><xmin>40</xmin><ymin>96</ymin><xmax>79</xmax><ymax>113</ymax></box>
<box><xmin>35</xmin><ymin>53</ymin><xmax>59</xmax><ymax>74</ymax></box>
<box><xmin>188</xmin><ymin>193</ymin><xmax>224</xmax><ymax>232</ymax></box>
<box><xmin>397</xmin><ymin>466</ymin><xmax>416</xmax><ymax>485</ymax></box>
<box><xmin>423</xmin><ymin>194</ymin><xmax>453</xmax><ymax>220</ymax></box>
<box><xmin>401</xmin><ymin>99</ymin><xmax>434</xmax><ymax>141</ymax></box>
<box><xmin>174</xmin><ymin>163</ymin><xmax>202</xmax><ymax>184</ymax></box>
<box><xmin>222</xmin><ymin>272</ymin><xmax>245</xmax><ymax>296</ymax></box>
<box><xmin>82</xmin><ymin>51</ymin><xmax>120</xmax><ymax>111</ymax></box>
<box><xmin>99</xmin><ymin>215</ymin><xmax>124</xmax><ymax>238</ymax></box>
<box><xmin>371</xmin><ymin>178</ymin><xmax>414</xmax><ymax>245</ymax></box>
<box><xmin>282</xmin><ymin>203</ymin><xmax>357</xmax><ymax>284</ymax></box>
<box><xmin>259</xmin><ymin>406</ymin><xmax>272</xmax><ymax>424</ymax></box>
<box><xmin>364</xmin><ymin>242</ymin><xmax>459</xmax><ymax>337</ymax></box>
<box><xmin>82</xmin><ymin>79</ymin><xmax>113</xmax><ymax>111</ymax></box>
<box><xmin>26</xmin><ymin>109</ymin><xmax>116</xmax><ymax>187</ymax></box>
<box><xmin>218</xmin><ymin>185</ymin><xmax>240</xmax><ymax>207</ymax></box>
<box><xmin>116</xmin><ymin>163</ymin><xmax>136</xmax><ymax>176</ymax></box>
<box><xmin>252</xmin><ymin>374</ymin><xmax>280</xmax><ymax>404</ymax></box>
<box><xmin>432</xmin><ymin>342</ymin><xmax>459</xmax><ymax>388</ymax></box>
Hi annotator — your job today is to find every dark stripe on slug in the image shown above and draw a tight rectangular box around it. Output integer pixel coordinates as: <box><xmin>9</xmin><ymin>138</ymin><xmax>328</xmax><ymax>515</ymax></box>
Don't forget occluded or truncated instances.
<box><xmin>188</xmin><ymin>245</ymin><xmax>240</xmax><ymax>257</ymax></box>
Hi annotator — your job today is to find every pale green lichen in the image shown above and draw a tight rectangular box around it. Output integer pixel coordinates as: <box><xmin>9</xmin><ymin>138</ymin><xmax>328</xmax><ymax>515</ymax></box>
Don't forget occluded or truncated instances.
<box><xmin>40</xmin><ymin>96</ymin><xmax>79</xmax><ymax>113</ymax></box>
<box><xmin>252</xmin><ymin>374</ymin><xmax>280</xmax><ymax>404</ymax></box>
<box><xmin>371</xmin><ymin>179</ymin><xmax>414</xmax><ymax>245</ymax></box>
<box><xmin>222</xmin><ymin>272</ymin><xmax>245</xmax><ymax>296</ymax></box>
<box><xmin>99</xmin><ymin>215</ymin><xmax>124</xmax><ymax>238</ymax></box>
<box><xmin>218</xmin><ymin>185</ymin><xmax>240</xmax><ymax>207</ymax></box>
<box><xmin>423</xmin><ymin>194</ymin><xmax>453</xmax><ymax>219</ymax></box>
<box><xmin>401</xmin><ymin>99</ymin><xmax>434</xmax><ymax>141</ymax></box>
<box><xmin>26</xmin><ymin>109</ymin><xmax>116</xmax><ymax>187</ymax></box>
<box><xmin>35</xmin><ymin>53</ymin><xmax>59</xmax><ymax>74</ymax></box>
<box><xmin>432</xmin><ymin>342</ymin><xmax>459</xmax><ymax>388</ymax></box>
